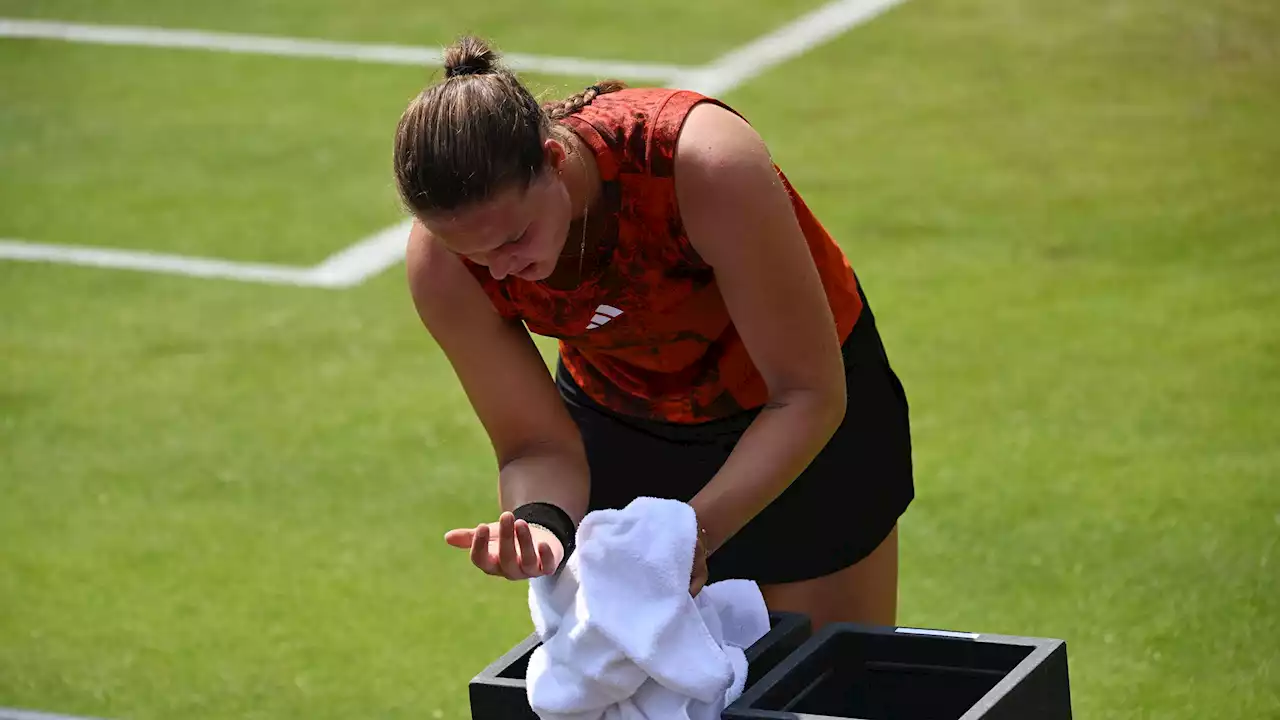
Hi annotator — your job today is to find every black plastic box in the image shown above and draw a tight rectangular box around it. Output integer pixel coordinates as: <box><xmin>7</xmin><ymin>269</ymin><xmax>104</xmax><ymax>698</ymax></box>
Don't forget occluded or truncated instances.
<box><xmin>469</xmin><ymin>611</ymin><xmax>813</xmax><ymax>720</ymax></box>
<box><xmin>723</xmin><ymin>623</ymin><xmax>1072</xmax><ymax>720</ymax></box>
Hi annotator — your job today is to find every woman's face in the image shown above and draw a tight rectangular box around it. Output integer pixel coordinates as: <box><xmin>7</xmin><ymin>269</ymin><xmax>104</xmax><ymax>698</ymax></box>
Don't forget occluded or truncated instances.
<box><xmin>423</xmin><ymin>139</ymin><xmax>574</xmax><ymax>282</ymax></box>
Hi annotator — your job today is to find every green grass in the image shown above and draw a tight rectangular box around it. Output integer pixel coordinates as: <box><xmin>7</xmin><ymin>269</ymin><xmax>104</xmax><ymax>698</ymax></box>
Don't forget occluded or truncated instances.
<box><xmin>2</xmin><ymin>0</ymin><xmax>1279</xmax><ymax>718</ymax></box>
<box><xmin>0</xmin><ymin>42</ymin><xmax>596</xmax><ymax>261</ymax></box>
<box><xmin>0</xmin><ymin>0</ymin><xmax>824</xmax><ymax>63</ymax></box>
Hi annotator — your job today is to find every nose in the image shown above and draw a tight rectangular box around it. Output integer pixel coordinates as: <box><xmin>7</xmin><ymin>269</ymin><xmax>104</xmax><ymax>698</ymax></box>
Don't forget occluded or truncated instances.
<box><xmin>487</xmin><ymin>252</ymin><xmax>516</xmax><ymax>280</ymax></box>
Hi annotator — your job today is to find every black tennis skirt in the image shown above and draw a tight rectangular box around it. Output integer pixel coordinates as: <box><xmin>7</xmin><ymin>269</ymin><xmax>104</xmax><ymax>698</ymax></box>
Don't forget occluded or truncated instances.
<box><xmin>555</xmin><ymin>286</ymin><xmax>914</xmax><ymax>586</ymax></box>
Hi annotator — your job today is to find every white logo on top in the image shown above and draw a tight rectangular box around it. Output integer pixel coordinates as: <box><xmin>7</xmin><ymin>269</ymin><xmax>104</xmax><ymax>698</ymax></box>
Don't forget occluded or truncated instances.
<box><xmin>586</xmin><ymin>304</ymin><xmax>623</xmax><ymax>330</ymax></box>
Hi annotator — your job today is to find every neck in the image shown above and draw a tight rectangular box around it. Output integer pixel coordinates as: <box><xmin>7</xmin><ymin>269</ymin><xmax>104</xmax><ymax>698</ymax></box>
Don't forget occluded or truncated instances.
<box><xmin>554</xmin><ymin>126</ymin><xmax>602</xmax><ymax>220</ymax></box>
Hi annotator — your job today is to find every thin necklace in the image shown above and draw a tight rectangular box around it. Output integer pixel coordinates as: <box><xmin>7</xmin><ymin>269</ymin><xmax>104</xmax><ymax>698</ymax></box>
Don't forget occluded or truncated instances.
<box><xmin>574</xmin><ymin>146</ymin><xmax>589</xmax><ymax>279</ymax></box>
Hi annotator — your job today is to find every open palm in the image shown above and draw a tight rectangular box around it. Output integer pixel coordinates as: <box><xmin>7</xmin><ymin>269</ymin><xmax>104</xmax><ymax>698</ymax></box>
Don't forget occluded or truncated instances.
<box><xmin>444</xmin><ymin>511</ymin><xmax>564</xmax><ymax>580</ymax></box>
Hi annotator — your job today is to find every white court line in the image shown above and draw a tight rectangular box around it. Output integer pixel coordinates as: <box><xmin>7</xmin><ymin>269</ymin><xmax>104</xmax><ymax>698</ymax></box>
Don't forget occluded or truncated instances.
<box><xmin>0</xmin><ymin>231</ymin><xmax>419</xmax><ymax>288</ymax></box>
<box><xmin>0</xmin><ymin>18</ymin><xmax>693</xmax><ymax>81</ymax></box>
<box><xmin>307</xmin><ymin>219</ymin><xmax>415</xmax><ymax>288</ymax></box>
<box><xmin>0</xmin><ymin>0</ymin><xmax>908</xmax><ymax>288</ymax></box>
<box><xmin>672</xmin><ymin>0</ymin><xmax>910</xmax><ymax>96</ymax></box>
<box><xmin>0</xmin><ymin>221</ymin><xmax>415</xmax><ymax>288</ymax></box>
<box><xmin>0</xmin><ymin>710</ymin><xmax>109</xmax><ymax>720</ymax></box>
<box><xmin>0</xmin><ymin>238</ymin><xmax>319</xmax><ymax>286</ymax></box>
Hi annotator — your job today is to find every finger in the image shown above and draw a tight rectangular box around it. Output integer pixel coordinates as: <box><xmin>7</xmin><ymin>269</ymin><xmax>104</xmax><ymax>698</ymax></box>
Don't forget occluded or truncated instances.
<box><xmin>497</xmin><ymin>512</ymin><xmax>521</xmax><ymax>578</ymax></box>
<box><xmin>444</xmin><ymin>528</ymin><xmax>475</xmax><ymax>548</ymax></box>
<box><xmin>538</xmin><ymin>541</ymin><xmax>557</xmax><ymax>574</ymax></box>
<box><xmin>515</xmin><ymin>520</ymin><xmax>540</xmax><ymax>576</ymax></box>
<box><xmin>471</xmin><ymin>524</ymin><xmax>497</xmax><ymax>574</ymax></box>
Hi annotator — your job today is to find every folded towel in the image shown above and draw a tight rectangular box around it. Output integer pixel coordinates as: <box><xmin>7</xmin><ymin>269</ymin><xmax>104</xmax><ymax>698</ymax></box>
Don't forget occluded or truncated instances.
<box><xmin>525</xmin><ymin>496</ymin><xmax>771</xmax><ymax>720</ymax></box>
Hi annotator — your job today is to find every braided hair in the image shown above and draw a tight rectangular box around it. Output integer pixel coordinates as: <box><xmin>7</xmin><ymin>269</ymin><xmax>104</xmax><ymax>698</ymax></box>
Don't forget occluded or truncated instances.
<box><xmin>543</xmin><ymin>80</ymin><xmax>628</xmax><ymax>120</ymax></box>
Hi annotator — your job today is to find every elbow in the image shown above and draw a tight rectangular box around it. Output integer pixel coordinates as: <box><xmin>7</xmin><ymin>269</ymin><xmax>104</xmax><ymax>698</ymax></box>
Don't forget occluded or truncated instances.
<box><xmin>819</xmin><ymin>356</ymin><xmax>849</xmax><ymax>431</ymax></box>
<box><xmin>818</xmin><ymin>378</ymin><xmax>848</xmax><ymax>437</ymax></box>
<box><xmin>771</xmin><ymin>375</ymin><xmax>847</xmax><ymax>439</ymax></box>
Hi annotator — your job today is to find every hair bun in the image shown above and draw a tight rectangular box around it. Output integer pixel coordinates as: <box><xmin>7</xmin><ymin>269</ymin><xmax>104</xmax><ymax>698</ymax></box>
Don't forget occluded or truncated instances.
<box><xmin>443</xmin><ymin>35</ymin><xmax>500</xmax><ymax>78</ymax></box>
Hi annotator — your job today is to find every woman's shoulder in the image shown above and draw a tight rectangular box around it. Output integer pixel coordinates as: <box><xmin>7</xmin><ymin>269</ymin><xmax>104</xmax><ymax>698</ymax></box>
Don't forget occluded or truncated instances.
<box><xmin>582</xmin><ymin>86</ymin><xmax>738</xmax><ymax>127</ymax></box>
<box><xmin>569</xmin><ymin>86</ymin><xmax>745</xmax><ymax>178</ymax></box>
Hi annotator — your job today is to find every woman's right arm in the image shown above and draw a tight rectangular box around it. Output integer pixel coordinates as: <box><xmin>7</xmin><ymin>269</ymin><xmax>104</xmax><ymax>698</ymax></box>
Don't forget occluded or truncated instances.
<box><xmin>405</xmin><ymin>220</ymin><xmax>590</xmax><ymax>578</ymax></box>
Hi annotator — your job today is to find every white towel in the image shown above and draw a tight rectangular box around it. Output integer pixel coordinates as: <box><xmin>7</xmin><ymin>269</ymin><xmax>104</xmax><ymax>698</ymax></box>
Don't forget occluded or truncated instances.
<box><xmin>525</xmin><ymin>496</ymin><xmax>771</xmax><ymax>720</ymax></box>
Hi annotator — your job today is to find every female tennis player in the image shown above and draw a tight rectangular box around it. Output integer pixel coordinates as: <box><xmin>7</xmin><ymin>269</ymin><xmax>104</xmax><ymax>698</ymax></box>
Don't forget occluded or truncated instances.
<box><xmin>394</xmin><ymin>36</ymin><xmax>914</xmax><ymax>629</ymax></box>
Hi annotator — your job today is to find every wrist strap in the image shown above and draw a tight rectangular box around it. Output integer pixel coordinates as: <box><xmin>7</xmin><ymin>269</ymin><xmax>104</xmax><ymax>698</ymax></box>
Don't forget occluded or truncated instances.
<box><xmin>512</xmin><ymin>502</ymin><xmax>576</xmax><ymax>574</ymax></box>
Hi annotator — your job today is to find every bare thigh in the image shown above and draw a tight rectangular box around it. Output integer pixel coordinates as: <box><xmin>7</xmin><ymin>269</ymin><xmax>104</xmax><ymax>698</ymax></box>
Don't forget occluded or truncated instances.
<box><xmin>758</xmin><ymin>524</ymin><xmax>899</xmax><ymax>632</ymax></box>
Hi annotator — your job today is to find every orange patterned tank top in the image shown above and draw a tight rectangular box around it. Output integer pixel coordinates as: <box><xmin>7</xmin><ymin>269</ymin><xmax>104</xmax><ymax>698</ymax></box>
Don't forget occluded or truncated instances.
<box><xmin>462</xmin><ymin>88</ymin><xmax>863</xmax><ymax>424</ymax></box>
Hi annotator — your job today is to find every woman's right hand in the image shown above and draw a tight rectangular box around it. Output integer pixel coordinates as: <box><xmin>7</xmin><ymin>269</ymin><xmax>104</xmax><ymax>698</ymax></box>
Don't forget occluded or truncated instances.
<box><xmin>444</xmin><ymin>511</ymin><xmax>565</xmax><ymax>580</ymax></box>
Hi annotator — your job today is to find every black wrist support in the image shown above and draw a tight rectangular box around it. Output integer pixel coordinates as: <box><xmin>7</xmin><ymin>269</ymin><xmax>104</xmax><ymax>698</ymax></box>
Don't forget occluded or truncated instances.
<box><xmin>512</xmin><ymin>502</ymin><xmax>576</xmax><ymax>575</ymax></box>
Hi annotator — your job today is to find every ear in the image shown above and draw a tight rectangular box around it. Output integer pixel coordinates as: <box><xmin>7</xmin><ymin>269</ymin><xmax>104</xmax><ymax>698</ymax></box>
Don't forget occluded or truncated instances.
<box><xmin>543</xmin><ymin>137</ymin><xmax>569</xmax><ymax>171</ymax></box>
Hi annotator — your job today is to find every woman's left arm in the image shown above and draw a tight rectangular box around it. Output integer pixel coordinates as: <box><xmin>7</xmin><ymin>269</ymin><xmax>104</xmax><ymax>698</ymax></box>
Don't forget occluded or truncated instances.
<box><xmin>675</xmin><ymin>103</ymin><xmax>849</xmax><ymax>558</ymax></box>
